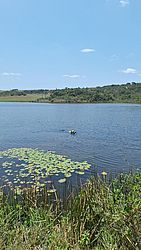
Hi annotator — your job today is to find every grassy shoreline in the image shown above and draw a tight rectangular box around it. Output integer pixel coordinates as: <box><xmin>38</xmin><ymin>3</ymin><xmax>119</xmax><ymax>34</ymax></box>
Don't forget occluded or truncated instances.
<box><xmin>0</xmin><ymin>98</ymin><xmax>141</xmax><ymax>104</ymax></box>
<box><xmin>0</xmin><ymin>171</ymin><xmax>141</xmax><ymax>250</ymax></box>
<box><xmin>0</xmin><ymin>97</ymin><xmax>141</xmax><ymax>104</ymax></box>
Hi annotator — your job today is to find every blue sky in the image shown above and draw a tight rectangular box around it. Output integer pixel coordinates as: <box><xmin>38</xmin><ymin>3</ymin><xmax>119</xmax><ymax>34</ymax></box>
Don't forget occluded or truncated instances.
<box><xmin>0</xmin><ymin>0</ymin><xmax>141</xmax><ymax>90</ymax></box>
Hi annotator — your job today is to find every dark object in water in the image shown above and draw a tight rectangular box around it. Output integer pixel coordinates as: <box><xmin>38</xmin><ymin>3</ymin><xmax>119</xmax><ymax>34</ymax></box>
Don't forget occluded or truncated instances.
<box><xmin>69</xmin><ymin>130</ymin><xmax>76</xmax><ymax>135</ymax></box>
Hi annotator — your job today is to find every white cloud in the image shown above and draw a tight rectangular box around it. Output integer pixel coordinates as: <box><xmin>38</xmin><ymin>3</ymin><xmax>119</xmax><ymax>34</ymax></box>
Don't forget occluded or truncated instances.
<box><xmin>121</xmin><ymin>68</ymin><xmax>137</xmax><ymax>74</ymax></box>
<box><xmin>63</xmin><ymin>74</ymin><xmax>80</xmax><ymax>78</ymax></box>
<box><xmin>119</xmin><ymin>0</ymin><xmax>130</xmax><ymax>7</ymax></box>
<box><xmin>2</xmin><ymin>72</ymin><xmax>21</xmax><ymax>77</ymax></box>
<box><xmin>81</xmin><ymin>48</ymin><xmax>95</xmax><ymax>53</ymax></box>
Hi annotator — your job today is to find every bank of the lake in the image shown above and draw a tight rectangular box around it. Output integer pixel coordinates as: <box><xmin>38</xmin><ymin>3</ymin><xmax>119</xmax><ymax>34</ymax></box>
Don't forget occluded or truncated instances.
<box><xmin>0</xmin><ymin>171</ymin><xmax>140</xmax><ymax>250</ymax></box>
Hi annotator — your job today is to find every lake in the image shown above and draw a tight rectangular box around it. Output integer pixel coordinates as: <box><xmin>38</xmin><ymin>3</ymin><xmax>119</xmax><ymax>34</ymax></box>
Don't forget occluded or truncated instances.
<box><xmin>0</xmin><ymin>102</ymin><xmax>141</xmax><ymax>176</ymax></box>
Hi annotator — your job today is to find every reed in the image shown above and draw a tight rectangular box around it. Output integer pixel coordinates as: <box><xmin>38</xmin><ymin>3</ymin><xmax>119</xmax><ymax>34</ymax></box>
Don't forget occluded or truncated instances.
<box><xmin>0</xmin><ymin>171</ymin><xmax>140</xmax><ymax>250</ymax></box>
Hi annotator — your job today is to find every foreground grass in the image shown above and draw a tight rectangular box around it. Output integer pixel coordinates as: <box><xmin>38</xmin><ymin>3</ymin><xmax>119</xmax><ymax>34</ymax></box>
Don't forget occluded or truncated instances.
<box><xmin>0</xmin><ymin>172</ymin><xmax>141</xmax><ymax>250</ymax></box>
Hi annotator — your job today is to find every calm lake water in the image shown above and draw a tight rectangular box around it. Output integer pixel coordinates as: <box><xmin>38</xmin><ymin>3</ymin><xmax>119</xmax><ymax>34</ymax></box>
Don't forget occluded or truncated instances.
<box><xmin>0</xmin><ymin>102</ymin><xmax>141</xmax><ymax>175</ymax></box>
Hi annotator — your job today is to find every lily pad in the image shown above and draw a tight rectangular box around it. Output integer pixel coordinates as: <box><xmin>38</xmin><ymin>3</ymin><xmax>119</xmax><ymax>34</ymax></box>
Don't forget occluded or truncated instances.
<box><xmin>65</xmin><ymin>173</ymin><xmax>72</xmax><ymax>178</ymax></box>
<box><xmin>76</xmin><ymin>171</ymin><xmax>85</xmax><ymax>175</ymax></box>
<box><xmin>58</xmin><ymin>178</ymin><xmax>67</xmax><ymax>183</ymax></box>
<box><xmin>0</xmin><ymin>147</ymin><xmax>91</xmax><ymax>188</ymax></box>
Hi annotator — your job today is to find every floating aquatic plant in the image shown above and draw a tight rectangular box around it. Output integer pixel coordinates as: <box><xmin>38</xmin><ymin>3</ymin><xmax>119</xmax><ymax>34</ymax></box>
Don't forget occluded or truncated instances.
<box><xmin>58</xmin><ymin>178</ymin><xmax>67</xmax><ymax>183</ymax></box>
<box><xmin>75</xmin><ymin>171</ymin><xmax>85</xmax><ymax>175</ymax></box>
<box><xmin>0</xmin><ymin>148</ymin><xmax>91</xmax><ymax>189</ymax></box>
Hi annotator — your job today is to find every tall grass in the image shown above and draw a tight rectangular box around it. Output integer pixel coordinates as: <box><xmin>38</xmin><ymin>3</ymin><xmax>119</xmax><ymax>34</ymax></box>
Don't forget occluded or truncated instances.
<box><xmin>0</xmin><ymin>171</ymin><xmax>141</xmax><ymax>250</ymax></box>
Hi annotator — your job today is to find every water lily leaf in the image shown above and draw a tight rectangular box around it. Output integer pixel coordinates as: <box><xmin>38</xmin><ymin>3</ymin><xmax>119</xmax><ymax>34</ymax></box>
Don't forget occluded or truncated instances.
<box><xmin>65</xmin><ymin>173</ymin><xmax>72</xmax><ymax>178</ymax></box>
<box><xmin>76</xmin><ymin>171</ymin><xmax>85</xmax><ymax>175</ymax></box>
<box><xmin>0</xmin><ymin>147</ymin><xmax>91</xmax><ymax>188</ymax></box>
<box><xmin>58</xmin><ymin>178</ymin><xmax>66</xmax><ymax>183</ymax></box>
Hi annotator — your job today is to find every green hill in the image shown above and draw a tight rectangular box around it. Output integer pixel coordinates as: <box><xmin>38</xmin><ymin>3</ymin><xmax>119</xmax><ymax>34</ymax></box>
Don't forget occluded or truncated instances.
<box><xmin>0</xmin><ymin>82</ymin><xmax>141</xmax><ymax>103</ymax></box>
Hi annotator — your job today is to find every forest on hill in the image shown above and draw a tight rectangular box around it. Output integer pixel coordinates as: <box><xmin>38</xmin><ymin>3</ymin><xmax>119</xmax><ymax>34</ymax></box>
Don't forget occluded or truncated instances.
<box><xmin>0</xmin><ymin>82</ymin><xmax>141</xmax><ymax>103</ymax></box>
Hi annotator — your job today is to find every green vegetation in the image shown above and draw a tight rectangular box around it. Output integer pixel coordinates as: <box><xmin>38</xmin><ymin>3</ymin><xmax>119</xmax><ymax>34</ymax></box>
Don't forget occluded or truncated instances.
<box><xmin>0</xmin><ymin>170</ymin><xmax>140</xmax><ymax>249</ymax></box>
<box><xmin>0</xmin><ymin>148</ymin><xmax>91</xmax><ymax>190</ymax></box>
<box><xmin>0</xmin><ymin>93</ymin><xmax>43</xmax><ymax>102</ymax></box>
<box><xmin>0</xmin><ymin>148</ymin><xmax>141</xmax><ymax>249</ymax></box>
<box><xmin>0</xmin><ymin>82</ymin><xmax>141</xmax><ymax>103</ymax></box>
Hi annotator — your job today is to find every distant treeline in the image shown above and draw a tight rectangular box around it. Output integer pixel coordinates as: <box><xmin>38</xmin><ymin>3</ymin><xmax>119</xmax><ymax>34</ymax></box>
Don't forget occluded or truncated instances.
<box><xmin>0</xmin><ymin>82</ymin><xmax>141</xmax><ymax>103</ymax></box>
<box><xmin>0</xmin><ymin>89</ymin><xmax>45</xmax><ymax>96</ymax></box>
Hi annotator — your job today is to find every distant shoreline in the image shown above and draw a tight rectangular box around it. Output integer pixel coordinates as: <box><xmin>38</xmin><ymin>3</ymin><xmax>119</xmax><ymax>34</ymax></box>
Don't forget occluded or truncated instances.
<box><xmin>0</xmin><ymin>101</ymin><xmax>141</xmax><ymax>105</ymax></box>
<box><xmin>0</xmin><ymin>83</ymin><xmax>141</xmax><ymax>104</ymax></box>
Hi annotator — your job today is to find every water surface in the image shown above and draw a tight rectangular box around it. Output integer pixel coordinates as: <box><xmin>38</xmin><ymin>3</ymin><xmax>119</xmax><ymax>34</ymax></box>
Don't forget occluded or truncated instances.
<box><xmin>0</xmin><ymin>102</ymin><xmax>141</xmax><ymax>175</ymax></box>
